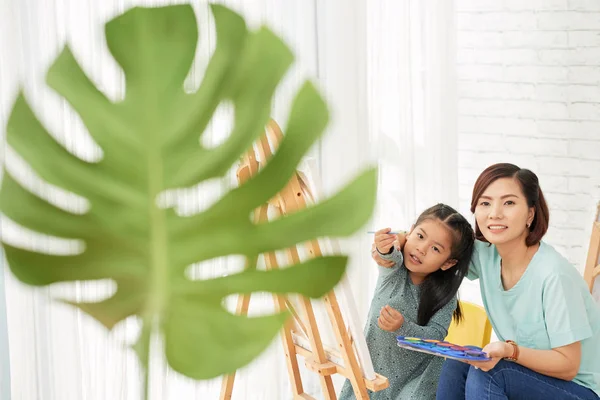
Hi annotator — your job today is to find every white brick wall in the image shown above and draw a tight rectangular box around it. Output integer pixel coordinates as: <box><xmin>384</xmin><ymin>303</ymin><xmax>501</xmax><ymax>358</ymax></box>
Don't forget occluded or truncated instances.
<box><xmin>456</xmin><ymin>0</ymin><xmax>600</xmax><ymax>273</ymax></box>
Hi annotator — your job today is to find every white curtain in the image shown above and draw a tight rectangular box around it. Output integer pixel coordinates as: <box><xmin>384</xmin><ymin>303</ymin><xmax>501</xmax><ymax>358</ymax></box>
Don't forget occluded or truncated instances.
<box><xmin>0</xmin><ymin>253</ymin><xmax>10</xmax><ymax>400</ymax></box>
<box><xmin>0</xmin><ymin>0</ymin><xmax>457</xmax><ymax>399</ymax></box>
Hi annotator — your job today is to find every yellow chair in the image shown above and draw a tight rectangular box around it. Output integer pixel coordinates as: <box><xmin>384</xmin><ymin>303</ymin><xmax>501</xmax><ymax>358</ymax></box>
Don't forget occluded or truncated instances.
<box><xmin>445</xmin><ymin>301</ymin><xmax>492</xmax><ymax>348</ymax></box>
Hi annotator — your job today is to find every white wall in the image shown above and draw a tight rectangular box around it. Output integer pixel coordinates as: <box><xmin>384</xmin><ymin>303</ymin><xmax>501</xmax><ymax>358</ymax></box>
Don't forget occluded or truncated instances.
<box><xmin>456</xmin><ymin>0</ymin><xmax>600</xmax><ymax>279</ymax></box>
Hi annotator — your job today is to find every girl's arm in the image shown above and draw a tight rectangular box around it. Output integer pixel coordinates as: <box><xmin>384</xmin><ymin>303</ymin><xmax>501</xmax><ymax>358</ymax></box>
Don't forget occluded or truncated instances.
<box><xmin>394</xmin><ymin>318</ymin><xmax>449</xmax><ymax>341</ymax></box>
<box><xmin>373</xmin><ymin>247</ymin><xmax>405</xmax><ymax>283</ymax></box>
<box><xmin>371</xmin><ymin>243</ymin><xmax>395</xmax><ymax>268</ymax></box>
<box><xmin>371</xmin><ymin>228</ymin><xmax>407</xmax><ymax>269</ymax></box>
<box><xmin>379</xmin><ymin>298</ymin><xmax>456</xmax><ymax>341</ymax></box>
<box><xmin>376</xmin><ymin>246</ymin><xmax>403</xmax><ymax>266</ymax></box>
<box><xmin>395</xmin><ymin>298</ymin><xmax>456</xmax><ymax>341</ymax></box>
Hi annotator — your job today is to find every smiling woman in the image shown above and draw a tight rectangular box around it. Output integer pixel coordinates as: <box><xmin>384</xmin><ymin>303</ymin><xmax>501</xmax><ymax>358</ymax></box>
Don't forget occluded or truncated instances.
<box><xmin>472</xmin><ymin>164</ymin><xmax>549</xmax><ymax>249</ymax></box>
<box><xmin>435</xmin><ymin>163</ymin><xmax>600</xmax><ymax>400</ymax></box>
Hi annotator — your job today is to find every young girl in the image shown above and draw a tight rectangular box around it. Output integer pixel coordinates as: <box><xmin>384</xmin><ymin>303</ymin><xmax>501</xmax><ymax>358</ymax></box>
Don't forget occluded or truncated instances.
<box><xmin>339</xmin><ymin>203</ymin><xmax>475</xmax><ymax>400</ymax></box>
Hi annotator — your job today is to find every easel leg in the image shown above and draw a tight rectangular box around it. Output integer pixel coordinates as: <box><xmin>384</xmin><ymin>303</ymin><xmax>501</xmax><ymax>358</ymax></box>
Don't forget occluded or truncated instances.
<box><xmin>278</xmin><ymin>305</ymin><xmax>307</xmax><ymax>396</ymax></box>
<box><xmin>263</xmin><ymin>252</ymin><xmax>307</xmax><ymax>396</ymax></box>
<box><xmin>300</xmin><ymin>296</ymin><xmax>337</xmax><ymax>400</ymax></box>
<box><xmin>323</xmin><ymin>293</ymin><xmax>369</xmax><ymax>399</ymax></box>
<box><xmin>286</xmin><ymin>246</ymin><xmax>337</xmax><ymax>400</ymax></box>
<box><xmin>219</xmin><ymin>291</ymin><xmax>252</xmax><ymax>400</ymax></box>
<box><xmin>307</xmin><ymin>240</ymin><xmax>369</xmax><ymax>399</ymax></box>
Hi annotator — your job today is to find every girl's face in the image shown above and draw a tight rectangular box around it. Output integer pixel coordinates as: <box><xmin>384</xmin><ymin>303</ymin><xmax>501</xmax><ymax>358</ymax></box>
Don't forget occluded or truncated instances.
<box><xmin>403</xmin><ymin>219</ymin><xmax>457</xmax><ymax>278</ymax></box>
<box><xmin>474</xmin><ymin>177</ymin><xmax>535</xmax><ymax>246</ymax></box>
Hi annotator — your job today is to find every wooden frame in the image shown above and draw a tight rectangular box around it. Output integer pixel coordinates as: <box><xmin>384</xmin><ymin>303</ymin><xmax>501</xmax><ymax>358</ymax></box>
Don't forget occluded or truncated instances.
<box><xmin>584</xmin><ymin>202</ymin><xmax>600</xmax><ymax>299</ymax></box>
<box><xmin>220</xmin><ymin>120</ymin><xmax>388</xmax><ymax>399</ymax></box>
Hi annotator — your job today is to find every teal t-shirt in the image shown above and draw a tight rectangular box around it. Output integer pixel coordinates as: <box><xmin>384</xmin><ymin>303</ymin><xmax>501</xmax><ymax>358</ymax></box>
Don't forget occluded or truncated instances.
<box><xmin>469</xmin><ymin>240</ymin><xmax>600</xmax><ymax>396</ymax></box>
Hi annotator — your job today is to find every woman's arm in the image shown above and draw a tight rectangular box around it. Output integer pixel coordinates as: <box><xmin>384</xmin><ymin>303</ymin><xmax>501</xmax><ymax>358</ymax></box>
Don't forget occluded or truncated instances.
<box><xmin>518</xmin><ymin>272</ymin><xmax>590</xmax><ymax>380</ymax></box>
<box><xmin>516</xmin><ymin>342</ymin><xmax>581</xmax><ymax>380</ymax></box>
<box><xmin>371</xmin><ymin>243</ymin><xmax>395</xmax><ymax>268</ymax></box>
<box><xmin>472</xmin><ymin>340</ymin><xmax>581</xmax><ymax>381</ymax></box>
<box><xmin>465</xmin><ymin>240</ymin><xmax>490</xmax><ymax>281</ymax></box>
<box><xmin>473</xmin><ymin>273</ymin><xmax>589</xmax><ymax>380</ymax></box>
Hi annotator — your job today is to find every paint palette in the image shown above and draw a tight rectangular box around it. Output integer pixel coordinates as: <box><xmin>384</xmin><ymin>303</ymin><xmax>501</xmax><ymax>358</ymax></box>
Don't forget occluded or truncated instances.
<box><xmin>396</xmin><ymin>336</ymin><xmax>491</xmax><ymax>361</ymax></box>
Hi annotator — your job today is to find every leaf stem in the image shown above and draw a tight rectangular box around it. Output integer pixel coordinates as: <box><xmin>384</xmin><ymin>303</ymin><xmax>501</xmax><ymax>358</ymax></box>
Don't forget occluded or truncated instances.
<box><xmin>135</xmin><ymin>315</ymin><xmax>153</xmax><ymax>400</ymax></box>
<box><xmin>142</xmin><ymin>362</ymin><xmax>149</xmax><ymax>400</ymax></box>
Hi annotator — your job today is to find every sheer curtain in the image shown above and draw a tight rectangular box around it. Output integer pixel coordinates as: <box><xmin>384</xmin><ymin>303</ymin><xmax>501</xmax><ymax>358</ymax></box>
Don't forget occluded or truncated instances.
<box><xmin>366</xmin><ymin>0</ymin><xmax>458</xmax><ymax>224</ymax></box>
<box><xmin>0</xmin><ymin>0</ymin><xmax>457</xmax><ymax>399</ymax></box>
<box><xmin>0</xmin><ymin>254</ymin><xmax>9</xmax><ymax>400</ymax></box>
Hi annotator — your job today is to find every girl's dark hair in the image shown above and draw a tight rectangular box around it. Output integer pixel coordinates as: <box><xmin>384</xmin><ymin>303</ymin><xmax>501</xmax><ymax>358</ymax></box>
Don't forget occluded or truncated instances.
<box><xmin>414</xmin><ymin>204</ymin><xmax>475</xmax><ymax>326</ymax></box>
<box><xmin>470</xmin><ymin>163</ymin><xmax>549</xmax><ymax>247</ymax></box>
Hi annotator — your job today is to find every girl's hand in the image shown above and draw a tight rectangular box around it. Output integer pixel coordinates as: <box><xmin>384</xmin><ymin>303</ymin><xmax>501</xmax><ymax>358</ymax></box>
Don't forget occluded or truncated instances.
<box><xmin>467</xmin><ymin>341</ymin><xmax>512</xmax><ymax>371</ymax></box>
<box><xmin>374</xmin><ymin>228</ymin><xmax>396</xmax><ymax>254</ymax></box>
<box><xmin>377</xmin><ymin>305</ymin><xmax>405</xmax><ymax>332</ymax></box>
<box><xmin>374</xmin><ymin>228</ymin><xmax>407</xmax><ymax>253</ymax></box>
<box><xmin>371</xmin><ymin>243</ymin><xmax>395</xmax><ymax>267</ymax></box>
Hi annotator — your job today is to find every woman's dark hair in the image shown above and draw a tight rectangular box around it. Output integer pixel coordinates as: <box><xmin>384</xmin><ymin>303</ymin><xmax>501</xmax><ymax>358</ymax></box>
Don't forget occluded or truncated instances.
<box><xmin>414</xmin><ymin>204</ymin><xmax>475</xmax><ymax>326</ymax></box>
<box><xmin>470</xmin><ymin>163</ymin><xmax>549</xmax><ymax>247</ymax></box>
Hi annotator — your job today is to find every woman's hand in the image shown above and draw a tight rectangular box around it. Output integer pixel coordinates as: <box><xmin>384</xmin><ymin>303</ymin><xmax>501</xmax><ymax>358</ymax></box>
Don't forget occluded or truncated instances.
<box><xmin>371</xmin><ymin>243</ymin><xmax>395</xmax><ymax>267</ymax></box>
<box><xmin>394</xmin><ymin>231</ymin><xmax>407</xmax><ymax>251</ymax></box>
<box><xmin>467</xmin><ymin>341</ymin><xmax>512</xmax><ymax>371</ymax></box>
<box><xmin>377</xmin><ymin>305</ymin><xmax>405</xmax><ymax>332</ymax></box>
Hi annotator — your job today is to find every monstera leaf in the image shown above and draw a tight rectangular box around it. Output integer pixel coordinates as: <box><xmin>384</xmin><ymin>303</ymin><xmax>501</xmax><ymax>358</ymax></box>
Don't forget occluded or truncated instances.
<box><xmin>0</xmin><ymin>3</ymin><xmax>376</xmax><ymax>384</ymax></box>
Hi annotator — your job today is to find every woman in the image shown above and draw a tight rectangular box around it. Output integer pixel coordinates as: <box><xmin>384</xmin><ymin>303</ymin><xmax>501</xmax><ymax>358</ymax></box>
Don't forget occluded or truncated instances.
<box><xmin>372</xmin><ymin>163</ymin><xmax>600</xmax><ymax>399</ymax></box>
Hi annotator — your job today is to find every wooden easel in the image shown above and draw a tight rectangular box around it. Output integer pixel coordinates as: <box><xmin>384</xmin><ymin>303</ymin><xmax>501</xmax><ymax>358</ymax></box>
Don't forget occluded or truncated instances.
<box><xmin>219</xmin><ymin>120</ymin><xmax>388</xmax><ymax>399</ymax></box>
<box><xmin>584</xmin><ymin>202</ymin><xmax>600</xmax><ymax>298</ymax></box>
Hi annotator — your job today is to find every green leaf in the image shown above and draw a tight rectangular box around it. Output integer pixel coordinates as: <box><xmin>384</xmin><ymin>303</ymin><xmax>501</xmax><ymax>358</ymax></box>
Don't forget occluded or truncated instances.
<box><xmin>0</xmin><ymin>4</ymin><xmax>377</xmax><ymax>380</ymax></box>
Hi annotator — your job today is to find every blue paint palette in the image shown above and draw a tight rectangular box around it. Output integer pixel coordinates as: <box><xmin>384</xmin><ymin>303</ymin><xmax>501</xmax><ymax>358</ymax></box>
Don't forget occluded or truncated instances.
<box><xmin>396</xmin><ymin>336</ymin><xmax>491</xmax><ymax>362</ymax></box>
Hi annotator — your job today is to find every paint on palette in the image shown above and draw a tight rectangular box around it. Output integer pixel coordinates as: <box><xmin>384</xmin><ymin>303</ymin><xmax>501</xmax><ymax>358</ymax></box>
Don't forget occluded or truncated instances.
<box><xmin>396</xmin><ymin>336</ymin><xmax>491</xmax><ymax>361</ymax></box>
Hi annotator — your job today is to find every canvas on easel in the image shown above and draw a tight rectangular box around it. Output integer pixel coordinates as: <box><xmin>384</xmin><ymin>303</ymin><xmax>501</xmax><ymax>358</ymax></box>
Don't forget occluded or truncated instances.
<box><xmin>584</xmin><ymin>202</ymin><xmax>600</xmax><ymax>303</ymax></box>
<box><xmin>219</xmin><ymin>120</ymin><xmax>388</xmax><ymax>400</ymax></box>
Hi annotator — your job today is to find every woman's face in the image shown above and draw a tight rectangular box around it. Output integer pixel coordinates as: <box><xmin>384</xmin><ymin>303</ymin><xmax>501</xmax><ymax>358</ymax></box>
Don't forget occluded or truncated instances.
<box><xmin>474</xmin><ymin>177</ymin><xmax>535</xmax><ymax>246</ymax></box>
